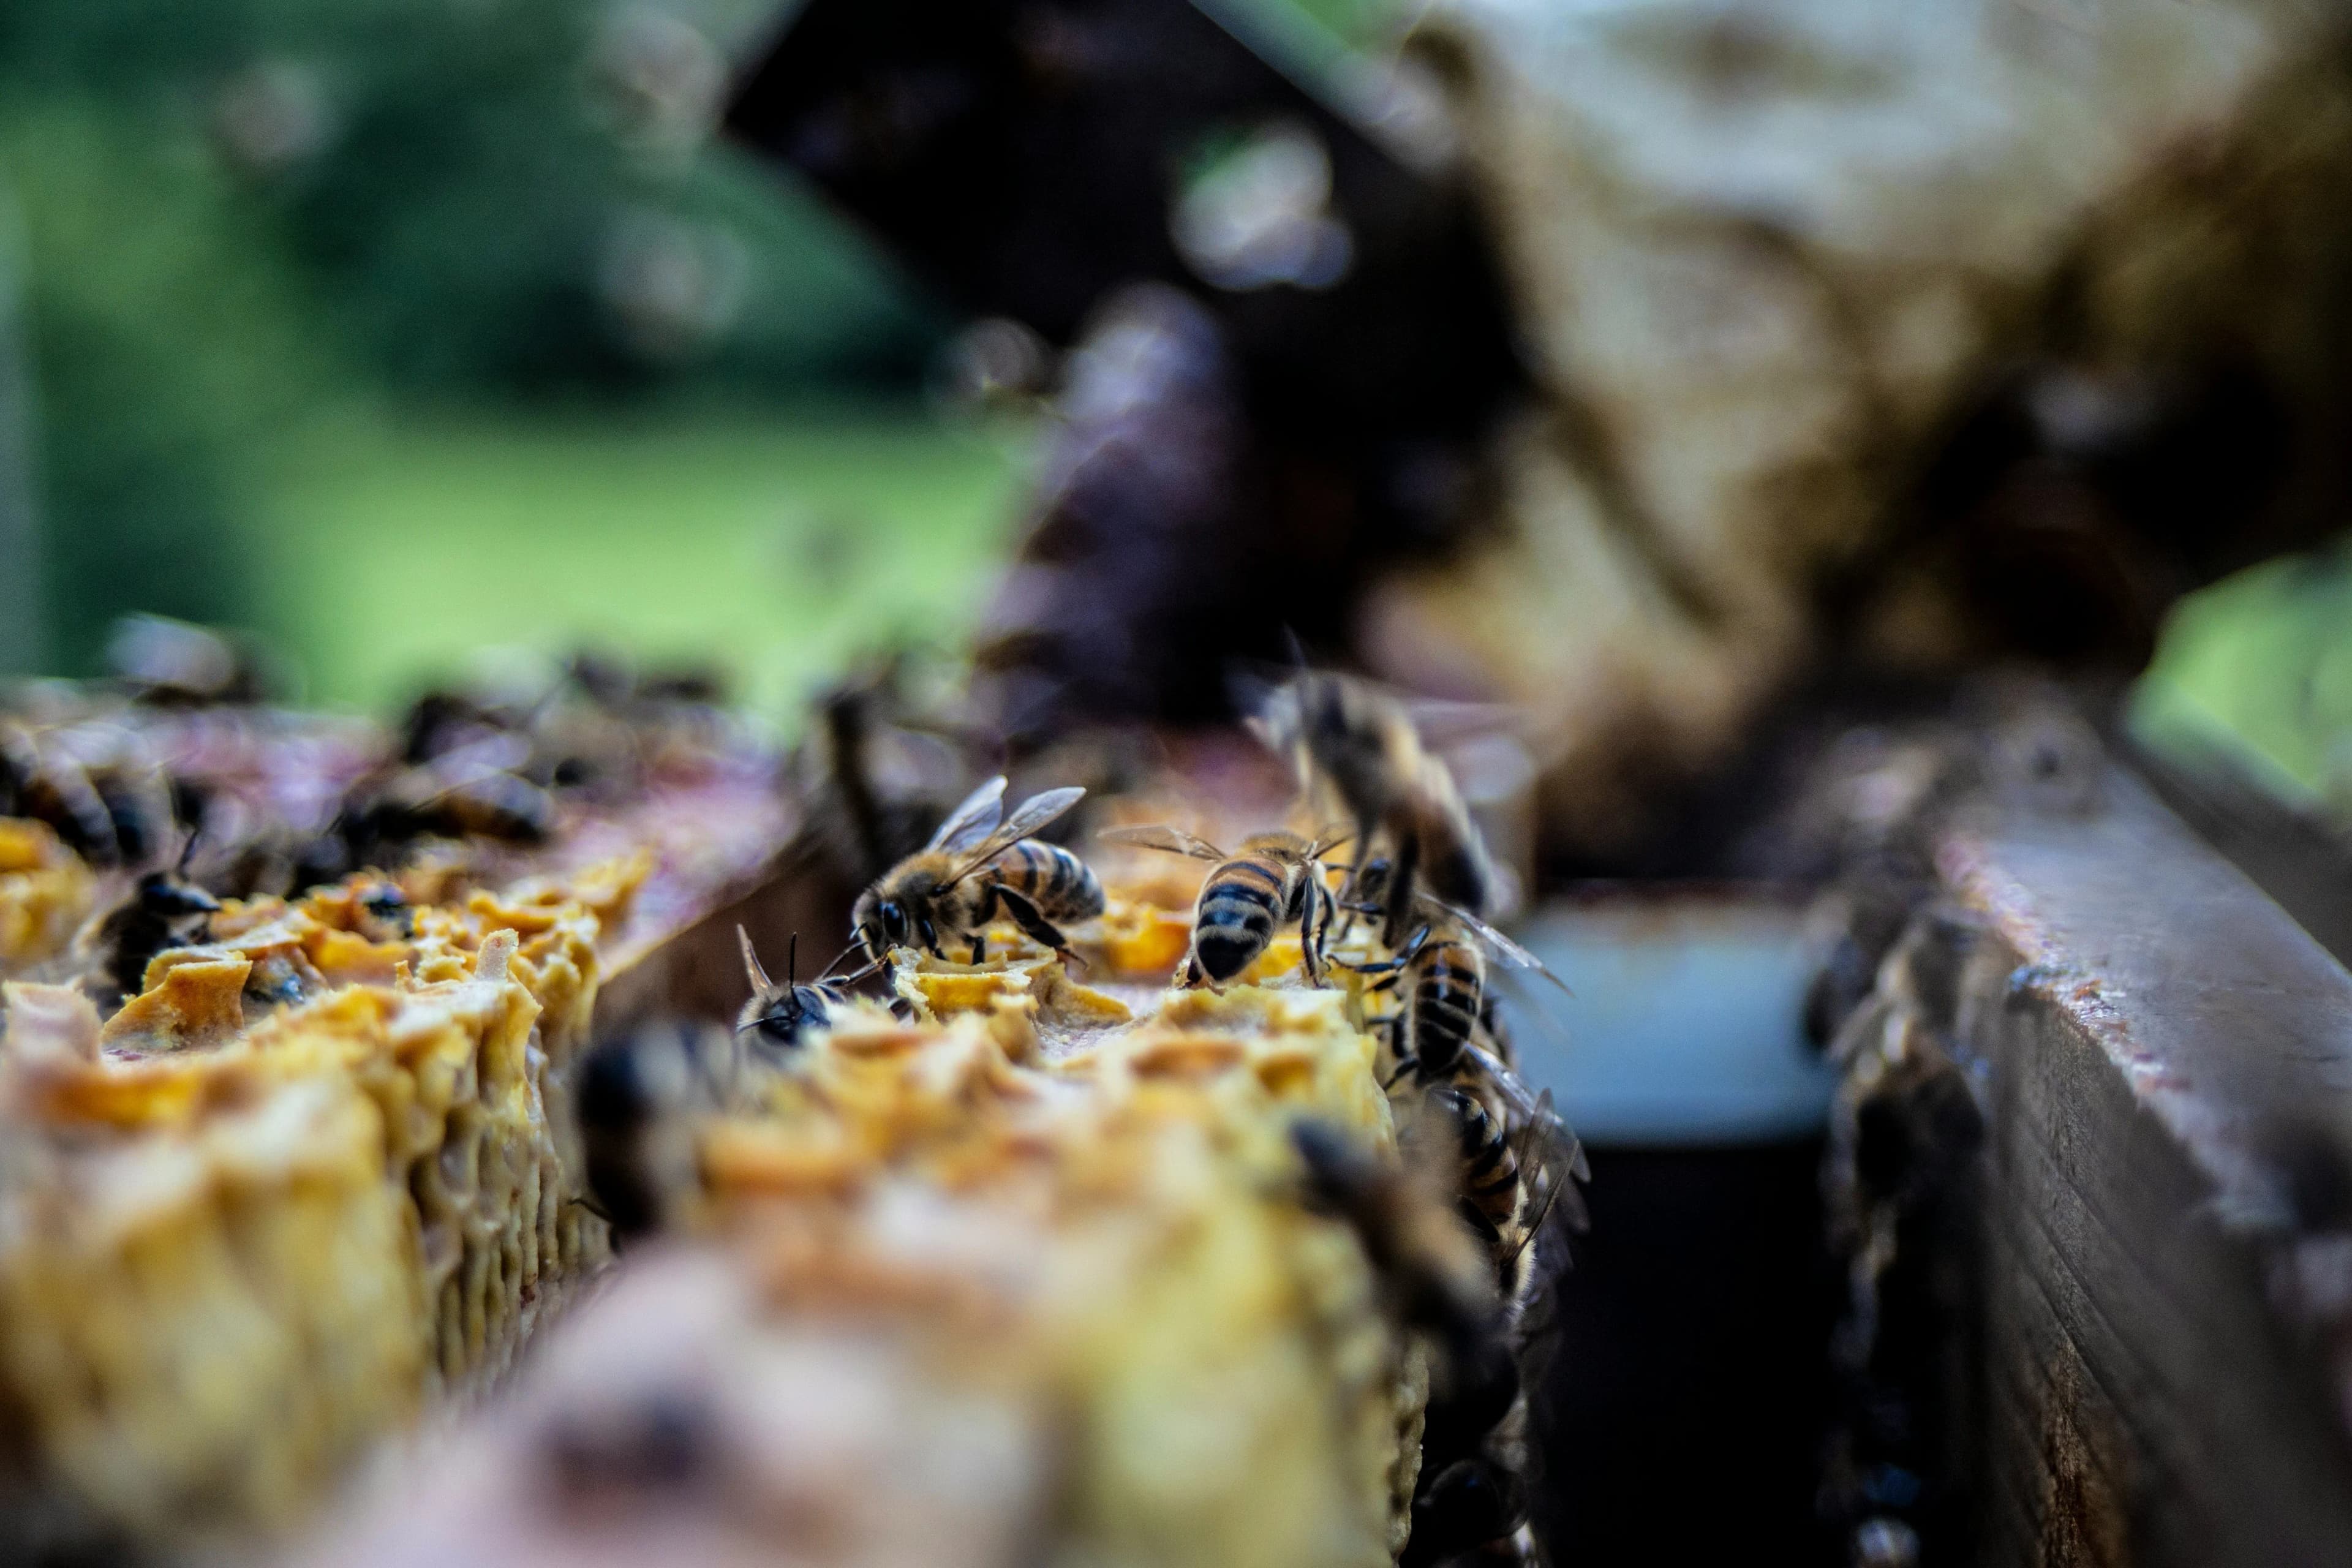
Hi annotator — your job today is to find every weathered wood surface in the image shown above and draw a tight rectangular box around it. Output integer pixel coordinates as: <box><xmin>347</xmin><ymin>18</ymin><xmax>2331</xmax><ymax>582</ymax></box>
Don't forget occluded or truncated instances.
<box><xmin>2128</xmin><ymin>729</ymin><xmax>2352</xmax><ymax>970</ymax></box>
<box><xmin>1937</xmin><ymin>769</ymin><xmax>2352</xmax><ymax>1565</ymax></box>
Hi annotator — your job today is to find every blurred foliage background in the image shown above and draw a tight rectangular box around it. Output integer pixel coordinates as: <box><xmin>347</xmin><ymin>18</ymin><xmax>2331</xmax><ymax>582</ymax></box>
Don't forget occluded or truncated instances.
<box><xmin>0</xmin><ymin>0</ymin><xmax>2344</xmax><ymax>812</ymax></box>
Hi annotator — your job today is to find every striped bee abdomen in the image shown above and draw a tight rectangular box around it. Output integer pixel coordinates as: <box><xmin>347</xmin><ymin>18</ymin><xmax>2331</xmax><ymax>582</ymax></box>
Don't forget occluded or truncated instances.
<box><xmin>1403</xmin><ymin>934</ymin><xmax>1484</xmax><ymax>1079</ymax></box>
<box><xmin>1427</xmin><ymin>1083</ymin><xmax>1520</xmax><ymax>1243</ymax></box>
<box><xmin>987</xmin><ymin>839</ymin><xmax>1106</xmax><ymax>924</ymax></box>
<box><xmin>1192</xmin><ymin>853</ymin><xmax>1289</xmax><ymax>982</ymax></box>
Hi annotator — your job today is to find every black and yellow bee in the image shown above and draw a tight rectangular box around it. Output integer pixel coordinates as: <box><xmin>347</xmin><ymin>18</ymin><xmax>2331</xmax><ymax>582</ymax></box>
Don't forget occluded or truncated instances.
<box><xmin>1098</xmin><ymin>823</ymin><xmax>1348</xmax><ymax>986</ymax></box>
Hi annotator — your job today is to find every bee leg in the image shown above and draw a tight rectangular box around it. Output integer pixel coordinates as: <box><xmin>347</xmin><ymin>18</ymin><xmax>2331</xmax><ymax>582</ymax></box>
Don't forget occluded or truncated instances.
<box><xmin>1315</xmin><ymin>878</ymin><xmax>1344</xmax><ymax>985</ymax></box>
<box><xmin>918</xmin><ymin>913</ymin><xmax>942</xmax><ymax>956</ymax></box>
<box><xmin>1338</xmin><ymin>834</ymin><xmax>1372</xmax><ymax>908</ymax></box>
<box><xmin>1381</xmin><ymin>834</ymin><xmax>1421</xmax><ymax>950</ymax></box>
<box><xmin>1300</xmin><ymin>880</ymin><xmax>1331</xmax><ymax>986</ymax></box>
<box><xmin>968</xmin><ymin>935</ymin><xmax>987</xmax><ymax>965</ymax></box>
<box><xmin>996</xmin><ymin>887</ymin><xmax>1081</xmax><ymax>971</ymax></box>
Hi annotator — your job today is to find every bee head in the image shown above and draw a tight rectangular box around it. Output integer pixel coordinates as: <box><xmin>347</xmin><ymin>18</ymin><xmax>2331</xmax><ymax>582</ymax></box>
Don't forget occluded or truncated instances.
<box><xmin>744</xmin><ymin>984</ymin><xmax>831</xmax><ymax>1050</ymax></box>
<box><xmin>138</xmin><ymin>872</ymin><xmax>220</xmax><ymax>917</ymax></box>
<box><xmin>851</xmin><ymin>888</ymin><xmax>914</xmax><ymax>964</ymax></box>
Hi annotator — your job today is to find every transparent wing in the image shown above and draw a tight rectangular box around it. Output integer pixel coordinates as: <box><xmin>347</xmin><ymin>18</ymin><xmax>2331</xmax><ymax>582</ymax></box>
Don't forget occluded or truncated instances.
<box><xmin>944</xmin><ymin>785</ymin><xmax>1088</xmax><ymax>885</ymax></box>
<box><xmin>1098</xmin><ymin>823</ymin><xmax>1227</xmax><ymax>862</ymax></box>
<box><xmin>1459</xmin><ymin>1037</ymin><xmax>1540</xmax><ymax>1127</ymax></box>
<box><xmin>1405</xmin><ymin>693</ymin><xmax>1523</xmax><ymax>749</ymax></box>
<box><xmin>926</xmin><ymin>774</ymin><xmax>1008</xmax><ymax>853</ymax></box>
<box><xmin>1506</xmin><ymin>1087</ymin><xmax>1590</xmax><ymax>1256</ymax></box>
<box><xmin>1458</xmin><ymin>1041</ymin><xmax>1590</xmax><ymax>1241</ymax></box>
<box><xmin>1425</xmin><ymin>896</ymin><xmax>1573</xmax><ymax>997</ymax></box>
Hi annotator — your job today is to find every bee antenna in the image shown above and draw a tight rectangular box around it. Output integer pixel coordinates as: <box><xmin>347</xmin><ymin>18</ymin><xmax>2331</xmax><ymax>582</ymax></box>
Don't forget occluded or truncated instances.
<box><xmin>173</xmin><ymin>824</ymin><xmax>202</xmax><ymax>877</ymax></box>
<box><xmin>787</xmin><ymin>932</ymin><xmax>799</xmax><ymax>987</ymax></box>
<box><xmin>814</xmin><ymin>937</ymin><xmax>865</xmax><ymax>981</ymax></box>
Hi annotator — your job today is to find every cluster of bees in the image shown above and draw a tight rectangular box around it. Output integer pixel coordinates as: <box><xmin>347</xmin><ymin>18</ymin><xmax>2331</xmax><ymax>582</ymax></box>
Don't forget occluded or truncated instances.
<box><xmin>1</xmin><ymin>628</ymin><xmax>733</xmax><ymax>1011</ymax></box>
<box><xmin>7</xmin><ymin>622</ymin><xmax>1584</xmax><ymax>1568</ymax></box>
<box><xmin>590</xmin><ymin>666</ymin><xmax>1585</xmax><ymax>1568</ymax></box>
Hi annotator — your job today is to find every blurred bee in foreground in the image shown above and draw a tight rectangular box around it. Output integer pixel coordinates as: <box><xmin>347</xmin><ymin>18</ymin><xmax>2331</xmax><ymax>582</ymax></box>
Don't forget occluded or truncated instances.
<box><xmin>1240</xmin><ymin>669</ymin><xmax>1497</xmax><ymax>946</ymax></box>
<box><xmin>734</xmin><ymin>929</ymin><xmax>846</xmax><ymax>1054</ymax></box>
<box><xmin>105</xmin><ymin>614</ymin><xmax>273</xmax><ymax>706</ymax></box>
<box><xmin>306</xmin><ymin>763</ymin><xmax>559</xmax><ymax>884</ymax></box>
<box><xmin>0</xmin><ymin>726</ymin><xmax>181</xmax><ymax>871</ymax></box>
<box><xmin>1097</xmin><ymin>824</ymin><xmax>1347</xmax><ymax>987</ymax></box>
<box><xmin>576</xmin><ymin>1016</ymin><xmax>753</xmax><ymax>1240</ymax></box>
<box><xmin>845</xmin><ymin>775</ymin><xmax>1099</xmax><ymax>974</ymax></box>
<box><xmin>1291</xmin><ymin>1119</ymin><xmax>1553</xmax><ymax>1568</ymax></box>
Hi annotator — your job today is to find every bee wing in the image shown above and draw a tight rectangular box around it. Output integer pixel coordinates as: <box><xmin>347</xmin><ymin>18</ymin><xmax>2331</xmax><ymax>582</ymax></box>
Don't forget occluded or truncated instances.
<box><xmin>926</xmin><ymin>775</ymin><xmax>1008</xmax><ymax>854</ymax></box>
<box><xmin>1424</xmin><ymin>896</ymin><xmax>1574</xmax><ymax>997</ymax></box>
<box><xmin>1460</xmin><ymin>1036</ymin><xmax>1539</xmax><ymax>1124</ymax></box>
<box><xmin>944</xmin><ymin>785</ymin><xmax>1088</xmax><ymax>884</ymax></box>
<box><xmin>1460</xmin><ymin>1041</ymin><xmax>1588</xmax><ymax>1199</ymax></box>
<box><xmin>1404</xmin><ymin>694</ymin><xmax>1524</xmax><ymax>748</ymax></box>
<box><xmin>1502</xmin><ymin>1087</ymin><xmax>1590</xmax><ymax>1271</ymax></box>
<box><xmin>1224</xmin><ymin>663</ymin><xmax>1289</xmax><ymax>722</ymax></box>
<box><xmin>1098</xmin><ymin>823</ymin><xmax>1227</xmax><ymax>861</ymax></box>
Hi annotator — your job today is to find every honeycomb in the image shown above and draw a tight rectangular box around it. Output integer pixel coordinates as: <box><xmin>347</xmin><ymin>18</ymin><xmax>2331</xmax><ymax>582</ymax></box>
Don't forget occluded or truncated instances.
<box><xmin>0</xmin><ymin>818</ymin><xmax>96</xmax><ymax>972</ymax></box>
<box><xmin>0</xmin><ymin>856</ymin><xmax>645</xmax><ymax>1556</ymax></box>
<box><xmin>303</xmin><ymin>892</ymin><xmax>1443</xmax><ymax>1568</ymax></box>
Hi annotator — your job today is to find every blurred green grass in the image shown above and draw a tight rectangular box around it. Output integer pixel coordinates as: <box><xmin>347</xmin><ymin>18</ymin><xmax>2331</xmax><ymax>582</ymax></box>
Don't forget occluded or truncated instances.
<box><xmin>244</xmin><ymin>405</ymin><xmax>1026</xmax><ymax>721</ymax></box>
<box><xmin>2136</xmin><ymin>548</ymin><xmax>2352</xmax><ymax>817</ymax></box>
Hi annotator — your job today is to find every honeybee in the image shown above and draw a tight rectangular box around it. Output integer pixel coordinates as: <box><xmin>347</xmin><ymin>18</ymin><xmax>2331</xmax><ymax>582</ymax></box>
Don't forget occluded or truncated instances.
<box><xmin>81</xmin><ymin>870</ymin><xmax>222</xmax><ymax>1005</ymax></box>
<box><xmin>575</xmin><ymin>1016</ymin><xmax>746</xmax><ymax>1240</ymax></box>
<box><xmin>1349</xmin><ymin>892</ymin><xmax>1587</xmax><ymax>1273</ymax></box>
<box><xmin>734</xmin><ymin>928</ymin><xmax>846</xmax><ymax>1054</ymax></box>
<box><xmin>1240</xmin><ymin>669</ymin><xmax>1496</xmax><ymax>946</ymax></box>
<box><xmin>1289</xmin><ymin>1117</ymin><xmax>1501</xmax><ymax>1384</ymax></box>
<box><xmin>1097</xmin><ymin>824</ymin><xmax>1347</xmax><ymax>987</ymax></box>
<box><xmin>0</xmin><ymin>726</ymin><xmax>179</xmax><ymax>870</ymax></box>
<box><xmin>1404</xmin><ymin>1458</ymin><xmax>1540</xmax><ymax>1568</ymax></box>
<box><xmin>317</xmin><ymin>763</ymin><xmax>557</xmax><ymax>878</ymax></box>
<box><xmin>105</xmin><ymin>614</ymin><xmax>271</xmax><ymax>706</ymax></box>
<box><xmin>849</xmin><ymin>775</ymin><xmax>1099</xmax><ymax>971</ymax></box>
<box><xmin>417</xmin><ymin>770</ymin><xmax>557</xmax><ymax>843</ymax></box>
<box><xmin>1289</xmin><ymin>1119</ymin><xmax>1540</xmax><ymax>1568</ymax></box>
<box><xmin>1423</xmin><ymin>1084</ymin><xmax>1521</xmax><ymax>1249</ymax></box>
<box><xmin>1354</xmin><ymin>891</ymin><xmax>1563</xmax><ymax>1079</ymax></box>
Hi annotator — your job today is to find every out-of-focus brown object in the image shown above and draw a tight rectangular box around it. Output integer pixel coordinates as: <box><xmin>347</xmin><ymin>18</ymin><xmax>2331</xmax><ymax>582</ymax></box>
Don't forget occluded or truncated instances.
<box><xmin>973</xmin><ymin>285</ymin><xmax>1264</xmax><ymax>737</ymax></box>
<box><xmin>1364</xmin><ymin>0</ymin><xmax>2352</xmax><ymax>864</ymax></box>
